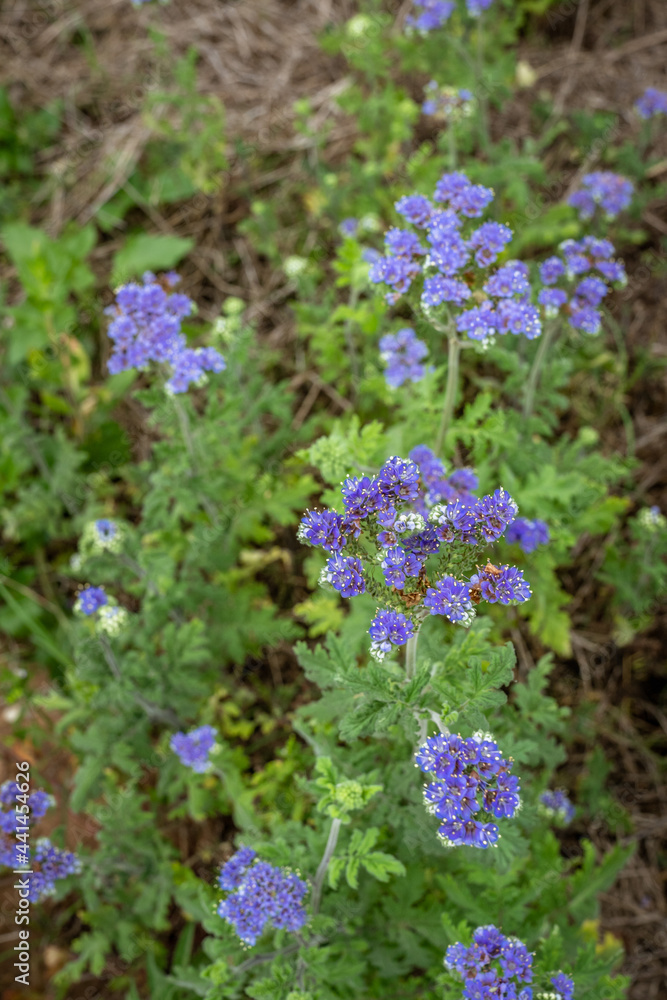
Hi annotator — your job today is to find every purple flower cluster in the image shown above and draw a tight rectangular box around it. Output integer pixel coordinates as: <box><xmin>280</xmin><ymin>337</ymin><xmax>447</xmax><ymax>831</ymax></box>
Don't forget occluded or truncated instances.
<box><xmin>417</xmin><ymin>733</ymin><xmax>520</xmax><ymax>848</ymax></box>
<box><xmin>105</xmin><ymin>272</ymin><xmax>225</xmax><ymax>393</ymax></box>
<box><xmin>505</xmin><ymin>518</ymin><xmax>549</xmax><ymax>554</ymax></box>
<box><xmin>217</xmin><ymin>850</ymin><xmax>308</xmax><ymax>945</ymax></box>
<box><xmin>422</xmin><ymin>82</ymin><xmax>474</xmax><ymax>120</ymax></box>
<box><xmin>424</xmin><ymin>576</ymin><xmax>476</xmax><ymax>625</ymax></box>
<box><xmin>0</xmin><ymin>782</ymin><xmax>52</xmax><ymax>819</ymax></box>
<box><xmin>428</xmin><ymin>487</ymin><xmax>520</xmax><ymax>546</ymax></box>
<box><xmin>0</xmin><ymin>783</ymin><xmax>55</xmax><ymax>868</ymax></box>
<box><xmin>369</xmin><ymin>609</ymin><xmax>415</xmax><ymax>660</ymax></box>
<box><xmin>170</xmin><ymin>725</ymin><xmax>217</xmax><ymax>773</ymax></box>
<box><xmin>25</xmin><ymin>839</ymin><xmax>81</xmax><ymax>902</ymax></box>
<box><xmin>219</xmin><ymin>846</ymin><xmax>257</xmax><ymax>890</ymax></box>
<box><xmin>635</xmin><ymin>87</ymin><xmax>667</xmax><ymax>119</ymax></box>
<box><xmin>406</xmin><ymin>0</ymin><xmax>493</xmax><ymax>30</ymax></box>
<box><xmin>76</xmin><ymin>585</ymin><xmax>108</xmax><ymax>616</ymax></box>
<box><xmin>406</xmin><ymin>0</ymin><xmax>455</xmax><ymax>30</ymax></box>
<box><xmin>371</xmin><ymin>174</ymin><xmax>542</xmax><ymax>344</ymax></box>
<box><xmin>93</xmin><ymin>519</ymin><xmax>118</xmax><ymax>544</ymax></box>
<box><xmin>471</xmin><ymin>564</ymin><xmax>531</xmax><ymax>604</ymax></box>
<box><xmin>1</xmin><ymin>787</ymin><xmax>79</xmax><ymax>901</ymax></box>
<box><xmin>300</xmin><ymin>452</ymin><xmax>529</xmax><ymax>660</ymax></box>
<box><xmin>539</xmin><ymin>789</ymin><xmax>575</xmax><ymax>825</ymax></box>
<box><xmin>324</xmin><ymin>554</ymin><xmax>366</xmax><ymax>597</ymax></box>
<box><xmin>551</xmin><ymin>972</ymin><xmax>575</xmax><ymax>1000</ymax></box>
<box><xmin>568</xmin><ymin>171</ymin><xmax>634</xmax><ymax>221</ymax></box>
<box><xmin>445</xmin><ymin>925</ymin><xmax>533</xmax><ymax>999</ymax></box>
<box><xmin>410</xmin><ymin>445</ymin><xmax>478</xmax><ymax>512</ymax></box>
<box><xmin>379</xmin><ymin>328</ymin><xmax>429</xmax><ymax>388</ymax></box>
<box><xmin>339</xmin><ymin>217</ymin><xmax>359</xmax><ymax>238</ymax></box>
<box><xmin>538</xmin><ymin>237</ymin><xmax>626</xmax><ymax>335</ymax></box>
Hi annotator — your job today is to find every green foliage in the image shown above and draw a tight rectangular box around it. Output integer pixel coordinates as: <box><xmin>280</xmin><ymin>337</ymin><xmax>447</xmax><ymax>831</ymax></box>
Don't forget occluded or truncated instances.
<box><xmin>0</xmin><ymin>0</ymin><xmax>656</xmax><ymax>997</ymax></box>
<box><xmin>111</xmin><ymin>233</ymin><xmax>194</xmax><ymax>287</ymax></box>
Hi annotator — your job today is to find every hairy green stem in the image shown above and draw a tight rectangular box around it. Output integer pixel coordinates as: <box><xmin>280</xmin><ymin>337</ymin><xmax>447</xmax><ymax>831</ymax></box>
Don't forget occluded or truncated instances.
<box><xmin>311</xmin><ymin>817</ymin><xmax>342</xmax><ymax>915</ymax></box>
<box><xmin>523</xmin><ymin>320</ymin><xmax>559</xmax><ymax>420</ymax></box>
<box><xmin>435</xmin><ymin>335</ymin><xmax>461</xmax><ymax>456</ymax></box>
<box><xmin>405</xmin><ymin>630</ymin><xmax>419</xmax><ymax>680</ymax></box>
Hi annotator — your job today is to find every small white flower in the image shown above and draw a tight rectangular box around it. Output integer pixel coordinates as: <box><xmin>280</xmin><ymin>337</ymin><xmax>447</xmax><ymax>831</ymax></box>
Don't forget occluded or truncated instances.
<box><xmin>638</xmin><ymin>506</ymin><xmax>665</xmax><ymax>531</ymax></box>
<box><xmin>96</xmin><ymin>605</ymin><xmax>129</xmax><ymax>637</ymax></box>
<box><xmin>284</xmin><ymin>256</ymin><xmax>308</xmax><ymax>278</ymax></box>
<box><xmin>346</xmin><ymin>13</ymin><xmax>372</xmax><ymax>37</ymax></box>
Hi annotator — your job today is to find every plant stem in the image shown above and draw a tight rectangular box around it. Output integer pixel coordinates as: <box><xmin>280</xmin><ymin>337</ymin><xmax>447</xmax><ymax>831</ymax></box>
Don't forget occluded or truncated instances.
<box><xmin>405</xmin><ymin>630</ymin><xmax>419</xmax><ymax>680</ymax></box>
<box><xmin>523</xmin><ymin>321</ymin><xmax>559</xmax><ymax>421</ymax></box>
<box><xmin>435</xmin><ymin>335</ymin><xmax>461</xmax><ymax>456</ymax></box>
<box><xmin>118</xmin><ymin>553</ymin><xmax>160</xmax><ymax>597</ymax></box>
<box><xmin>233</xmin><ymin>935</ymin><xmax>326</xmax><ymax>976</ymax></box>
<box><xmin>311</xmin><ymin>817</ymin><xmax>342</xmax><ymax>915</ymax></box>
<box><xmin>172</xmin><ymin>394</ymin><xmax>197</xmax><ymax>463</ymax></box>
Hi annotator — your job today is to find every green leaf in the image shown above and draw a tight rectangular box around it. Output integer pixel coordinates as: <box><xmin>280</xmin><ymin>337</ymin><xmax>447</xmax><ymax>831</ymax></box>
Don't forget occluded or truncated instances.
<box><xmin>360</xmin><ymin>852</ymin><xmax>406</xmax><ymax>882</ymax></box>
<box><xmin>345</xmin><ymin>856</ymin><xmax>361</xmax><ymax>889</ymax></box>
<box><xmin>328</xmin><ymin>855</ymin><xmax>346</xmax><ymax>890</ymax></box>
<box><xmin>111</xmin><ymin>234</ymin><xmax>194</xmax><ymax>286</ymax></box>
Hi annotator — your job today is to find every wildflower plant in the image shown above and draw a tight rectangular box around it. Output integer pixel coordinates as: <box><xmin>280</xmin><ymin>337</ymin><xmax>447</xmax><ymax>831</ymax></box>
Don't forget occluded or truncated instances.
<box><xmin>217</xmin><ymin>849</ymin><xmax>308</xmax><ymax>945</ymax></box>
<box><xmin>369</xmin><ymin>171</ymin><xmax>543</xmax><ymax>448</ymax></box>
<box><xmin>539</xmin><ymin>789</ymin><xmax>576</xmax><ymax>826</ymax></box>
<box><xmin>406</xmin><ymin>0</ymin><xmax>494</xmax><ymax>33</ymax></box>
<box><xmin>105</xmin><ymin>271</ymin><xmax>225</xmax><ymax>393</ymax></box>
<box><xmin>635</xmin><ymin>87</ymin><xmax>667</xmax><ymax>119</ymax></box>
<box><xmin>505</xmin><ymin>518</ymin><xmax>550</xmax><ymax>554</ymax></box>
<box><xmin>524</xmin><ymin>237</ymin><xmax>627</xmax><ymax>418</ymax></box>
<box><xmin>300</xmin><ymin>449</ymin><xmax>530</xmax><ymax>662</ymax></box>
<box><xmin>416</xmin><ymin>731</ymin><xmax>521</xmax><ymax>848</ymax></box>
<box><xmin>443</xmin><ymin>925</ymin><xmax>576</xmax><ymax>1000</ymax></box>
<box><xmin>444</xmin><ymin>925</ymin><xmax>534</xmax><ymax>998</ymax></box>
<box><xmin>567</xmin><ymin>171</ymin><xmax>634</xmax><ymax>221</ymax></box>
<box><xmin>170</xmin><ymin>725</ymin><xmax>217</xmax><ymax>773</ymax></box>
<box><xmin>379</xmin><ymin>327</ymin><xmax>430</xmax><ymax>387</ymax></box>
<box><xmin>75</xmin><ymin>585</ymin><xmax>108</xmax><ymax>616</ymax></box>
<box><xmin>0</xmin><ymin>783</ymin><xmax>80</xmax><ymax>900</ymax></box>
<box><xmin>0</xmin><ymin>7</ymin><xmax>645</xmax><ymax>999</ymax></box>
